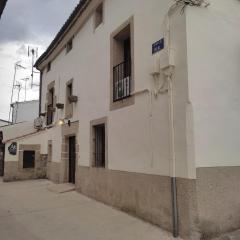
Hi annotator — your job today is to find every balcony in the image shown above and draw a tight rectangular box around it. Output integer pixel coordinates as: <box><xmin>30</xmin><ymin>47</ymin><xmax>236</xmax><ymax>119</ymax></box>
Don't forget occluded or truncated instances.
<box><xmin>113</xmin><ymin>60</ymin><xmax>131</xmax><ymax>102</ymax></box>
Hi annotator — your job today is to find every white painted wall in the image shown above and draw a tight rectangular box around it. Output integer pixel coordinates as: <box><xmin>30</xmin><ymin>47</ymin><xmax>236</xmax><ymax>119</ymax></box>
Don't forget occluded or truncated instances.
<box><xmin>40</xmin><ymin>0</ymin><xmax>193</xmax><ymax>178</ymax></box>
<box><xmin>1</xmin><ymin>121</ymin><xmax>35</xmax><ymax>142</ymax></box>
<box><xmin>4</xmin><ymin>126</ymin><xmax>60</xmax><ymax>163</ymax></box>
<box><xmin>12</xmin><ymin>100</ymin><xmax>39</xmax><ymax>124</ymax></box>
<box><xmin>186</xmin><ymin>0</ymin><xmax>240</xmax><ymax>167</ymax></box>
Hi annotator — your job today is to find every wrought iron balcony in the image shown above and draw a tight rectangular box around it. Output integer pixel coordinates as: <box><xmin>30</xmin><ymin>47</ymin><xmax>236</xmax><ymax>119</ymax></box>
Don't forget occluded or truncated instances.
<box><xmin>113</xmin><ymin>60</ymin><xmax>131</xmax><ymax>102</ymax></box>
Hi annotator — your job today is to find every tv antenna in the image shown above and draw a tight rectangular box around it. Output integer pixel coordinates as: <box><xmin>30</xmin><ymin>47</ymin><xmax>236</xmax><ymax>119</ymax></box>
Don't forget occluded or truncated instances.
<box><xmin>8</xmin><ymin>61</ymin><xmax>26</xmax><ymax>124</ymax></box>
<box><xmin>20</xmin><ymin>77</ymin><xmax>30</xmax><ymax>102</ymax></box>
<box><xmin>14</xmin><ymin>81</ymin><xmax>22</xmax><ymax>103</ymax></box>
<box><xmin>28</xmin><ymin>46</ymin><xmax>39</xmax><ymax>88</ymax></box>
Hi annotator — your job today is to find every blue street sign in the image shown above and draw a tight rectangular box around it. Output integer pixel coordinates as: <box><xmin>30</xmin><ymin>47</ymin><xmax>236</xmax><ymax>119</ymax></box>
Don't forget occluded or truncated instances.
<box><xmin>152</xmin><ymin>38</ymin><xmax>164</xmax><ymax>54</ymax></box>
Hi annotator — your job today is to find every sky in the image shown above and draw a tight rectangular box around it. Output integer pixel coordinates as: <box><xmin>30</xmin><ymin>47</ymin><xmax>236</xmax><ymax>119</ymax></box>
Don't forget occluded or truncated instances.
<box><xmin>0</xmin><ymin>0</ymin><xmax>79</xmax><ymax>120</ymax></box>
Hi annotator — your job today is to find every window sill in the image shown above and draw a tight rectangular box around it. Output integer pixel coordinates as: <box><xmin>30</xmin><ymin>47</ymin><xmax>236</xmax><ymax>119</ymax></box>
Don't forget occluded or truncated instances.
<box><xmin>110</xmin><ymin>94</ymin><xmax>135</xmax><ymax>111</ymax></box>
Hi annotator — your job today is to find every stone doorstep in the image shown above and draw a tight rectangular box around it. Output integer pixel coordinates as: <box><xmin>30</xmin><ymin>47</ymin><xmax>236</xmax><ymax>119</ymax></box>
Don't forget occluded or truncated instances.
<box><xmin>212</xmin><ymin>230</ymin><xmax>240</xmax><ymax>240</ymax></box>
<box><xmin>47</xmin><ymin>183</ymin><xmax>75</xmax><ymax>194</ymax></box>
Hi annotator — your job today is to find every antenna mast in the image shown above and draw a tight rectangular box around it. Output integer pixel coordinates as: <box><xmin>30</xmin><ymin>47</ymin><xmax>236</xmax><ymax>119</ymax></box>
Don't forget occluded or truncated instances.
<box><xmin>8</xmin><ymin>61</ymin><xmax>26</xmax><ymax>124</ymax></box>
<box><xmin>28</xmin><ymin>46</ymin><xmax>39</xmax><ymax>88</ymax></box>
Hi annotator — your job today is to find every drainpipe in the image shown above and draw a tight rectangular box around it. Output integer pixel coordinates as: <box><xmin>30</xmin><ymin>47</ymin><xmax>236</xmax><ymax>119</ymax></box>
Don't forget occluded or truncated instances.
<box><xmin>166</xmin><ymin>70</ymin><xmax>179</xmax><ymax>238</ymax></box>
<box><xmin>39</xmin><ymin>71</ymin><xmax>43</xmax><ymax>117</ymax></box>
<box><xmin>164</xmin><ymin>9</ymin><xmax>179</xmax><ymax>238</ymax></box>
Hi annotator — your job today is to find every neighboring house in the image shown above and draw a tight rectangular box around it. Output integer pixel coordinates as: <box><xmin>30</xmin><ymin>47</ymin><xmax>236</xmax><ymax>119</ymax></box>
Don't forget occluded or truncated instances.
<box><xmin>0</xmin><ymin>0</ymin><xmax>7</xmax><ymax>19</ymax></box>
<box><xmin>0</xmin><ymin>119</ymin><xmax>10</xmax><ymax>127</ymax></box>
<box><xmin>11</xmin><ymin>100</ymin><xmax>39</xmax><ymax>124</ymax></box>
<box><xmin>2</xmin><ymin>0</ymin><xmax>240</xmax><ymax>239</ymax></box>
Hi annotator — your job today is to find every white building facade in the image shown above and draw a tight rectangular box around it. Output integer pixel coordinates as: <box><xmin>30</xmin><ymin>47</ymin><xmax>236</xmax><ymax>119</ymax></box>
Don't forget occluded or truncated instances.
<box><xmin>2</xmin><ymin>0</ymin><xmax>240</xmax><ymax>239</ymax></box>
<box><xmin>11</xmin><ymin>100</ymin><xmax>39</xmax><ymax>124</ymax></box>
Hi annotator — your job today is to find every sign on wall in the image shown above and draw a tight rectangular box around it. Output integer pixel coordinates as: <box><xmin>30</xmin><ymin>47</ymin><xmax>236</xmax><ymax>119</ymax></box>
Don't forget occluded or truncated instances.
<box><xmin>152</xmin><ymin>38</ymin><xmax>164</xmax><ymax>54</ymax></box>
<box><xmin>8</xmin><ymin>142</ymin><xmax>17</xmax><ymax>155</ymax></box>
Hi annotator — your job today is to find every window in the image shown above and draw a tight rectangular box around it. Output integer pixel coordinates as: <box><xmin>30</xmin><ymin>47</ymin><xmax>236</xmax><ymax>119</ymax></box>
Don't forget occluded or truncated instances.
<box><xmin>67</xmin><ymin>83</ymin><xmax>72</xmax><ymax>98</ymax></box>
<box><xmin>47</xmin><ymin>62</ymin><xmax>51</xmax><ymax>72</ymax></box>
<box><xmin>66</xmin><ymin>38</ymin><xmax>73</xmax><ymax>53</ymax></box>
<box><xmin>65</xmin><ymin>81</ymin><xmax>73</xmax><ymax>118</ymax></box>
<box><xmin>23</xmin><ymin>151</ymin><xmax>35</xmax><ymax>169</ymax></box>
<box><xmin>94</xmin><ymin>3</ymin><xmax>103</xmax><ymax>29</ymax></box>
<box><xmin>47</xmin><ymin>88</ymin><xmax>54</xmax><ymax>125</ymax></box>
<box><xmin>112</xmin><ymin>23</ymin><xmax>132</xmax><ymax>102</ymax></box>
<box><xmin>93</xmin><ymin>124</ymin><xmax>105</xmax><ymax>168</ymax></box>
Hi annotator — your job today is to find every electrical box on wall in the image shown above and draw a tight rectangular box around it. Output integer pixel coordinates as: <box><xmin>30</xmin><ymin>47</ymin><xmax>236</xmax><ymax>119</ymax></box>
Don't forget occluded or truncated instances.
<box><xmin>151</xmin><ymin>53</ymin><xmax>160</xmax><ymax>75</ymax></box>
<box><xmin>159</xmin><ymin>48</ymin><xmax>175</xmax><ymax>70</ymax></box>
<box><xmin>150</xmin><ymin>37</ymin><xmax>175</xmax><ymax>75</ymax></box>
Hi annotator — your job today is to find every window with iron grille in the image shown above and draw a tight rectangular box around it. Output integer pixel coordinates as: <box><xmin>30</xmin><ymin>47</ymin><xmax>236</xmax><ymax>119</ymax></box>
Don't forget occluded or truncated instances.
<box><xmin>112</xmin><ymin>26</ymin><xmax>132</xmax><ymax>102</ymax></box>
<box><xmin>23</xmin><ymin>151</ymin><xmax>35</xmax><ymax>169</ymax></box>
<box><xmin>93</xmin><ymin>124</ymin><xmax>105</xmax><ymax>168</ymax></box>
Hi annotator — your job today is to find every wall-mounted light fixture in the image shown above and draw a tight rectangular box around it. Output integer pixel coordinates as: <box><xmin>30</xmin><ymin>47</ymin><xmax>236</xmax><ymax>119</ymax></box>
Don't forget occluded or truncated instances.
<box><xmin>56</xmin><ymin>119</ymin><xmax>72</xmax><ymax>127</ymax></box>
<box><xmin>56</xmin><ymin>119</ymin><xmax>65</xmax><ymax>126</ymax></box>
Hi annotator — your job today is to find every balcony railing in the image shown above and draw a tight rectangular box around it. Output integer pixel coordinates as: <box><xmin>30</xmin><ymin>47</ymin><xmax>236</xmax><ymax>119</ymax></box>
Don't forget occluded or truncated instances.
<box><xmin>113</xmin><ymin>60</ymin><xmax>131</xmax><ymax>102</ymax></box>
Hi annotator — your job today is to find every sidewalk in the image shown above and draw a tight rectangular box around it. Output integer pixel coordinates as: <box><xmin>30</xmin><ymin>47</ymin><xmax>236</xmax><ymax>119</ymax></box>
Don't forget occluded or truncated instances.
<box><xmin>0</xmin><ymin>179</ymin><xmax>179</xmax><ymax>240</ymax></box>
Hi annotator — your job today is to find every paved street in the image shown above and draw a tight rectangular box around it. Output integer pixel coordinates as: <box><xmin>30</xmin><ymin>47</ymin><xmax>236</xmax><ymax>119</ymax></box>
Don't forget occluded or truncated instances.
<box><xmin>0</xmin><ymin>179</ymin><xmax>177</xmax><ymax>240</ymax></box>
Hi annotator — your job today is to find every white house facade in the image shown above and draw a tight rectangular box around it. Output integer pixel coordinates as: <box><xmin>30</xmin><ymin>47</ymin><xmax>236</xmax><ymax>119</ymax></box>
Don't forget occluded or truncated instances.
<box><xmin>2</xmin><ymin>0</ymin><xmax>240</xmax><ymax>239</ymax></box>
<box><xmin>11</xmin><ymin>100</ymin><xmax>39</xmax><ymax>124</ymax></box>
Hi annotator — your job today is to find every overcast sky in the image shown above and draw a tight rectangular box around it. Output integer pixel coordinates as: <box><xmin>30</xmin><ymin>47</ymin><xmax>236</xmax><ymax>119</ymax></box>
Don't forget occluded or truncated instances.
<box><xmin>0</xmin><ymin>0</ymin><xmax>79</xmax><ymax>120</ymax></box>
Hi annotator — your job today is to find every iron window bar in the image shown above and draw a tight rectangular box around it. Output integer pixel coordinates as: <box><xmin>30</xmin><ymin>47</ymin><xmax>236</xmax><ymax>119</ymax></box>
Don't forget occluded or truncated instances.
<box><xmin>113</xmin><ymin>60</ymin><xmax>131</xmax><ymax>102</ymax></box>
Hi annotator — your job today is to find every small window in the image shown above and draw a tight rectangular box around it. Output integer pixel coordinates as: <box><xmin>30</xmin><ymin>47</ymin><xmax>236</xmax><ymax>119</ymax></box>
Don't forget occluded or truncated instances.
<box><xmin>47</xmin><ymin>88</ymin><xmax>54</xmax><ymax>125</ymax></box>
<box><xmin>47</xmin><ymin>62</ymin><xmax>51</xmax><ymax>72</ymax></box>
<box><xmin>67</xmin><ymin>83</ymin><xmax>73</xmax><ymax>99</ymax></box>
<box><xmin>66</xmin><ymin>39</ymin><xmax>73</xmax><ymax>53</ymax></box>
<box><xmin>65</xmin><ymin>82</ymin><xmax>73</xmax><ymax>118</ymax></box>
<box><xmin>93</xmin><ymin>124</ymin><xmax>105</xmax><ymax>168</ymax></box>
<box><xmin>23</xmin><ymin>151</ymin><xmax>35</xmax><ymax>169</ymax></box>
<box><xmin>94</xmin><ymin>3</ymin><xmax>103</xmax><ymax>29</ymax></box>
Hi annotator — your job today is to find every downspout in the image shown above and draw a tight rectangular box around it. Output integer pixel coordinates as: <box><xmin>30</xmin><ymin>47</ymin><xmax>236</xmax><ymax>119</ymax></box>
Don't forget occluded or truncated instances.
<box><xmin>166</xmin><ymin>70</ymin><xmax>179</xmax><ymax>238</ymax></box>
<box><xmin>164</xmin><ymin>9</ymin><xmax>179</xmax><ymax>238</ymax></box>
<box><xmin>39</xmin><ymin>71</ymin><xmax>43</xmax><ymax>117</ymax></box>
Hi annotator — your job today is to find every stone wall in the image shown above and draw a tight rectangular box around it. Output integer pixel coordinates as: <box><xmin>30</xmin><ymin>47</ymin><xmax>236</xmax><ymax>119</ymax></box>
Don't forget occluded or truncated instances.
<box><xmin>196</xmin><ymin>167</ymin><xmax>240</xmax><ymax>239</ymax></box>
<box><xmin>3</xmin><ymin>144</ymin><xmax>47</xmax><ymax>182</ymax></box>
<box><xmin>75</xmin><ymin>166</ymin><xmax>199</xmax><ymax>239</ymax></box>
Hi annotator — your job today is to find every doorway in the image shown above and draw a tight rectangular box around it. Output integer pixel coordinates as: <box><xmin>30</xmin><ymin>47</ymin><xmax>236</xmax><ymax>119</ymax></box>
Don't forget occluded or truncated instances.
<box><xmin>68</xmin><ymin>136</ymin><xmax>76</xmax><ymax>184</ymax></box>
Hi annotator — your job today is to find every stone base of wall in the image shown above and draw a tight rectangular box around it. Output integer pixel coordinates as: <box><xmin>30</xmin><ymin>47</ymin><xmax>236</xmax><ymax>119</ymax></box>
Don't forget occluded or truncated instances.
<box><xmin>196</xmin><ymin>167</ymin><xmax>240</xmax><ymax>240</ymax></box>
<box><xmin>47</xmin><ymin>162</ymin><xmax>60</xmax><ymax>183</ymax></box>
<box><xmin>75</xmin><ymin>166</ymin><xmax>198</xmax><ymax>239</ymax></box>
<box><xmin>75</xmin><ymin>166</ymin><xmax>240</xmax><ymax>239</ymax></box>
<box><xmin>3</xmin><ymin>154</ymin><xmax>47</xmax><ymax>182</ymax></box>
